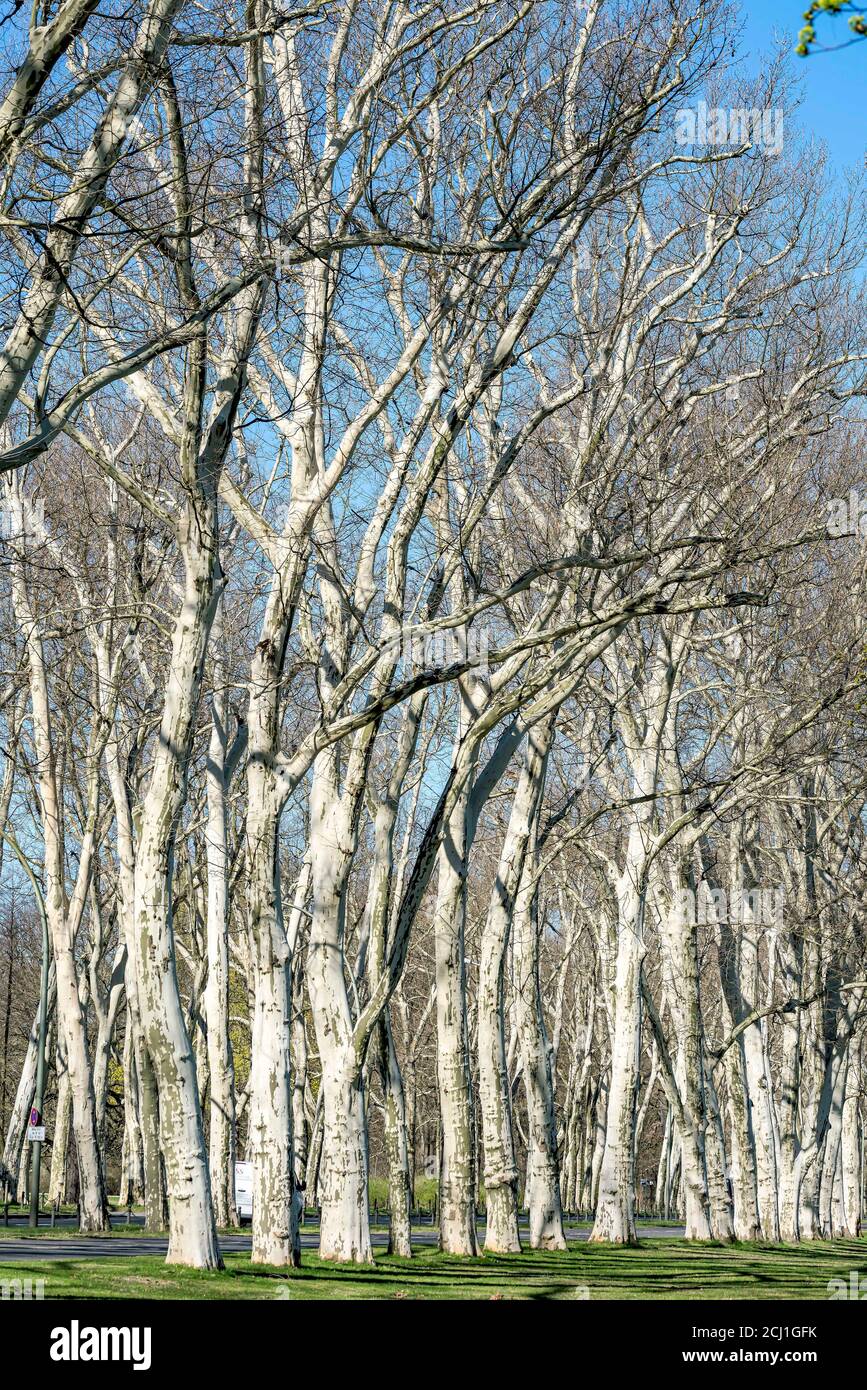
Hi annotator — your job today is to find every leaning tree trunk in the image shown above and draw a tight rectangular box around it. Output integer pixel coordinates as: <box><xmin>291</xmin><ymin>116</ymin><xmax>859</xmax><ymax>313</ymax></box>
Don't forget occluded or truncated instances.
<box><xmin>0</xmin><ymin>0</ymin><xmax>187</xmax><ymax>431</ymax></box>
<box><xmin>2</xmin><ymin>977</ymin><xmax>54</xmax><ymax>1200</ymax></box>
<box><xmin>589</xmin><ymin>1073</ymin><xmax>609</xmax><ymax>1215</ymax></box>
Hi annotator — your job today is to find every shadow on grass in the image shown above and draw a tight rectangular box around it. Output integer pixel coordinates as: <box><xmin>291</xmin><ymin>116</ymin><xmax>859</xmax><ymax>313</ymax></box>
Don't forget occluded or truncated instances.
<box><xmin>5</xmin><ymin>1235</ymin><xmax>866</xmax><ymax>1301</ymax></box>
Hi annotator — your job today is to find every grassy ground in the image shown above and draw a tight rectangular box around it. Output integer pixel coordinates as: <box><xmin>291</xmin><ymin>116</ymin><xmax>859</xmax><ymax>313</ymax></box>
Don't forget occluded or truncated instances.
<box><xmin>1</xmin><ymin>1238</ymin><xmax>865</xmax><ymax>1300</ymax></box>
<box><xmin>0</xmin><ymin>1219</ymin><xmax>678</xmax><ymax>1242</ymax></box>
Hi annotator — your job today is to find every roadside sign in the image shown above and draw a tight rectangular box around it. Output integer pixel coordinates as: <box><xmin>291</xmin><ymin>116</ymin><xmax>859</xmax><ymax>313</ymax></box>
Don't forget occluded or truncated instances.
<box><xmin>234</xmin><ymin>1161</ymin><xmax>253</xmax><ymax>1221</ymax></box>
<box><xmin>29</xmin><ymin>1107</ymin><xmax>40</xmax><ymax>1127</ymax></box>
<box><xmin>27</xmin><ymin>1126</ymin><xmax>46</xmax><ymax>1142</ymax></box>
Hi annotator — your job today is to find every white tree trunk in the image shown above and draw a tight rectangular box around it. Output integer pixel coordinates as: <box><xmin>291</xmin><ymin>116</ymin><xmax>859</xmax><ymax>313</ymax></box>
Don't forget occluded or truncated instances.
<box><xmin>739</xmin><ymin>958</ymin><xmax>780</xmax><ymax>1237</ymax></box>
<box><xmin>92</xmin><ymin>944</ymin><xmax>125</xmax><ymax>1151</ymax></box>
<box><xmin>656</xmin><ymin>871</ymin><xmax>713</xmax><ymax>1241</ymax></box>
<box><xmin>378</xmin><ymin>1013</ymin><xmax>413</xmax><ymax>1258</ymax></box>
<box><xmin>714</xmin><ymin>900</ymin><xmax>762</xmax><ymax>1240</ymax></box>
<box><xmin>48</xmin><ymin>1047</ymin><xmax>71</xmax><ymax>1206</ymax></box>
<box><xmin>479</xmin><ymin>716</ymin><xmax>555</xmax><ymax>1252</ymax></box>
<box><xmin>590</xmin><ymin>875</ymin><xmax>644</xmax><ymax>1244</ymax></box>
<box><xmin>246</xmin><ymin>779</ymin><xmax>298</xmax><ymax>1266</ymax></box>
<box><xmin>840</xmin><ymin>1039</ymin><xmax>862</xmax><ymax>1237</ymax></box>
<box><xmin>248</xmin><ymin>939</ymin><xmax>296</xmax><ymax>1264</ymax></box>
<box><xmin>434</xmin><ymin>784</ymin><xmax>479</xmax><ymax>1256</ymax></box>
<box><xmin>702</xmin><ymin>1060</ymin><xmax>735</xmax><ymax>1240</ymax></box>
<box><xmin>514</xmin><ymin>866</ymin><xmax>566</xmax><ymax>1249</ymax></box>
<box><xmin>306</xmin><ymin>762</ymin><xmax>372</xmax><ymax>1263</ymax></box>
<box><xmin>204</xmin><ymin>604</ymin><xmax>237</xmax><ymax>1228</ymax></box>
<box><xmin>9</xmin><ymin>511</ymin><xmax>107</xmax><ymax>1231</ymax></box>
<box><xmin>132</xmin><ymin>505</ymin><xmax>222</xmax><ymax>1269</ymax></box>
<box><xmin>2</xmin><ymin>979</ymin><xmax>54</xmax><ymax>1199</ymax></box>
<box><xmin>119</xmin><ymin>1017</ymin><xmax>144</xmax><ymax>1206</ymax></box>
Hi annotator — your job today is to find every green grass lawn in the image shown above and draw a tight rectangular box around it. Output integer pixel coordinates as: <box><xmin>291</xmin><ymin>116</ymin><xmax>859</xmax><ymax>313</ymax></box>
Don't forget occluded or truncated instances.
<box><xmin>1</xmin><ymin>1238</ymin><xmax>865</xmax><ymax>1300</ymax></box>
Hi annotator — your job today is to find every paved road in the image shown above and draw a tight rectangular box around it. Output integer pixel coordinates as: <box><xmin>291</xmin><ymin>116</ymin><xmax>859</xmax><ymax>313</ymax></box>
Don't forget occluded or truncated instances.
<box><xmin>0</xmin><ymin>1223</ymin><xmax>686</xmax><ymax>1261</ymax></box>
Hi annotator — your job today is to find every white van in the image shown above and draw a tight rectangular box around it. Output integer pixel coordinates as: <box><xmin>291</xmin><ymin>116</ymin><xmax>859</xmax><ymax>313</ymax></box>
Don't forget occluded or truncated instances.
<box><xmin>235</xmin><ymin>1161</ymin><xmax>253</xmax><ymax>1223</ymax></box>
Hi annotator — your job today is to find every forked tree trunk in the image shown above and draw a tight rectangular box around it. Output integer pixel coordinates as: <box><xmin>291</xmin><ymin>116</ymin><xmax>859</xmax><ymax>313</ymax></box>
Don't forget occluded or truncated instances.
<box><xmin>0</xmin><ymin>0</ymin><xmax>187</xmax><ymax>430</ymax></box>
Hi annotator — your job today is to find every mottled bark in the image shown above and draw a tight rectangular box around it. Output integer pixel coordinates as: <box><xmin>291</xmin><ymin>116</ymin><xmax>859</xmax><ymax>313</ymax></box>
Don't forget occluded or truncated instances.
<box><xmin>204</xmin><ymin>603</ymin><xmax>238</xmax><ymax>1228</ymax></box>
<box><xmin>434</xmin><ymin>782</ymin><xmax>479</xmax><ymax>1256</ymax></box>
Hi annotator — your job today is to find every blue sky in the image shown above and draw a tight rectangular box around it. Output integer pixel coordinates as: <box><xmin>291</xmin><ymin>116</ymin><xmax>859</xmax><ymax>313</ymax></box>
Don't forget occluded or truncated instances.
<box><xmin>739</xmin><ymin>1</ymin><xmax>866</xmax><ymax>172</ymax></box>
